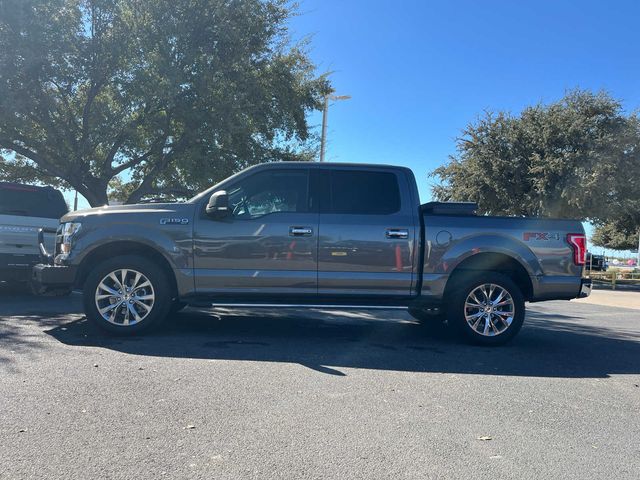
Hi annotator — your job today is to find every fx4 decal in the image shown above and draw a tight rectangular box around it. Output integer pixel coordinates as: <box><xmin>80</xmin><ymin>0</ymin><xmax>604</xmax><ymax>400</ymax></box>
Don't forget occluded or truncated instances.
<box><xmin>523</xmin><ymin>232</ymin><xmax>560</xmax><ymax>241</ymax></box>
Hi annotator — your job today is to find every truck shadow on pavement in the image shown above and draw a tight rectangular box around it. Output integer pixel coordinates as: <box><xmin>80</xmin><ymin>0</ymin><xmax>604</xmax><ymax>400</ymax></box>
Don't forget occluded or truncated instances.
<box><xmin>0</xmin><ymin>291</ymin><xmax>83</xmax><ymax>372</ymax></box>
<box><xmin>24</xmin><ymin>299</ymin><xmax>639</xmax><ymax>379</ymax></box>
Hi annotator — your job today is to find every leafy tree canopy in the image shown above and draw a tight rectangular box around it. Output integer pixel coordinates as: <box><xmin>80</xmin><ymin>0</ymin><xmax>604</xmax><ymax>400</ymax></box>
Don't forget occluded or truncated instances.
<box><xmin>0</xmin><ymin>0</ymin><xmax>330</xmax><ymax>206</ymax></box>
<box><xmin>591</xmin><ymin>215</ymin><xmax>639</xmax><ymax>251</ymax></box>
<box><xmin>431</xmin><ymin>90</ymin><xmax>640</xmax><ymax>234</ymax></box>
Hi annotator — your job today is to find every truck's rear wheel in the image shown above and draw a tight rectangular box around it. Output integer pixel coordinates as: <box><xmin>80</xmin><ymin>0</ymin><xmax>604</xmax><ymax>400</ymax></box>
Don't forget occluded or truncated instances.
<box><xmin>83</xmin><ymin>255</ymin><xmax>172</xmax><ymax>334</ymax></box>
<box><xmin>447</xmin><ymin>272</ymin><xmax>525</xmax><ymax>346</ymax></box>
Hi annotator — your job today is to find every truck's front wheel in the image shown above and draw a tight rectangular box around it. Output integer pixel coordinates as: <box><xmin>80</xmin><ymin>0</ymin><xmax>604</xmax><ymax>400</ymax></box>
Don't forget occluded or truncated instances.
<box><xmin>447</xmin><ymin>272</ymin><xmax>525</xmax><ymax>346</ymax></box>
<box><xmin>83</xmin><ymin>255</ymin><xmax>172</xmax><ymax>334</ymax></box>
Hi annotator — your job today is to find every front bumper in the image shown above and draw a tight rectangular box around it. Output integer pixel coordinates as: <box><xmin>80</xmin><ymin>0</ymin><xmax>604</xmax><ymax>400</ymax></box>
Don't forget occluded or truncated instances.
<box><xmin>30</xmin><ymin>225</ymin><xmax>77</xmax><ymax>293</ymax></box>
<box><xmin>31</xmin><ymin>264</ymin><xmax>77</xmax><ymax>293</ymax></box>
<box><xmin>578</xmin><ymin>278</ymin><xmax>592</xmax><ymax>298</ymax></box>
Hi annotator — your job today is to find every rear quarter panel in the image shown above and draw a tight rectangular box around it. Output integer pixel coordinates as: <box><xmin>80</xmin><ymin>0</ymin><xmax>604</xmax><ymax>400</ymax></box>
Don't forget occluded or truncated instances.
<box><xmin>0</xmin><ymin>214</ymin><xmax>58</xmax><ymax>277</ymax></box>
<box><xmin>421</xmin><ymin>214</ymin><xmax>585</xmax><ymax>300</ymax></box>
<box><xmin>0</xmin><ymin>214</ymin><xmax>58</xmax><ymax>256</ymax></box>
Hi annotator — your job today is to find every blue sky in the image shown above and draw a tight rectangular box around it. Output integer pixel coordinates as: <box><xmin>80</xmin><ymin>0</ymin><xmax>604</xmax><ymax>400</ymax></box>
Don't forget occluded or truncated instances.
<box><xmin>290</xmin><ymin>0</ymin><xmax>640</xmax><ymax>202</ymax></box>
<box><xmin>69</xmin><ymin>0</ymin><xmax>640</xmax><ymax>255</ymax></box>
<box><xmin>286</xmin><ymin>0</ymin><xmax>640</xmax><ymax>256</ymax></box>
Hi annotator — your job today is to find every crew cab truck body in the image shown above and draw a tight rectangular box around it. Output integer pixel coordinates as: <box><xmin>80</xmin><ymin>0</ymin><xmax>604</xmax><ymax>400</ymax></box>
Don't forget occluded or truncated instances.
<box><xmin>33</xmin><ymin>162</ymin><xmax>591</xmax><ymax>345</ymax></box>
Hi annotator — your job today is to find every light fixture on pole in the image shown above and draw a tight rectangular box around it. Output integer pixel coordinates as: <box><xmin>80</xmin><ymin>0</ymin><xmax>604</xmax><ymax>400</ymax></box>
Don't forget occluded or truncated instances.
<box><xmin>320</xmin><ymin>93</ymin><xmax>351</xmax><ymax>162</ymax></box>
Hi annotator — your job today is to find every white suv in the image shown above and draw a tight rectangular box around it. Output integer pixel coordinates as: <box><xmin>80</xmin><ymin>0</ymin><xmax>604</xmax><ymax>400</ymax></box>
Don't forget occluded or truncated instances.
<box><xmin>0</xmin><ymin>182</ymin><xmax>68</xmax><ymax>289</ymax></box>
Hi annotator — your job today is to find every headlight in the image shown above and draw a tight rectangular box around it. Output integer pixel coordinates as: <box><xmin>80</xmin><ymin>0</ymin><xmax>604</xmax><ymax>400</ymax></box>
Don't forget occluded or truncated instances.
<box><xmin>60</xmin><ymin>222</ymin><xmax>82</xmax><ymax>254</ymax></box>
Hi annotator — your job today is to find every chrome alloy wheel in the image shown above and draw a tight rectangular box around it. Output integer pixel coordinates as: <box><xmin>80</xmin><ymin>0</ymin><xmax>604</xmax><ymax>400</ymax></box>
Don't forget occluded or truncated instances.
<box><xmin>464</xmin><ymin>283</ymin><xmax>515</xmax><ymax>336</ymax></box>
<box><xmin>94</xmin><ymin>269</ymin><xmax>155</xmax><ymax>326</ymax></box>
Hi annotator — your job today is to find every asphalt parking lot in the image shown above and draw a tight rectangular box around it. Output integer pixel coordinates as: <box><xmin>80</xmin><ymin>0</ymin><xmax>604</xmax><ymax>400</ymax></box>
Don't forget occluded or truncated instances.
<box><xmin>1</xmin><ymin>292</ymin><xmax>639</xmax><ymax>480</ymax></box>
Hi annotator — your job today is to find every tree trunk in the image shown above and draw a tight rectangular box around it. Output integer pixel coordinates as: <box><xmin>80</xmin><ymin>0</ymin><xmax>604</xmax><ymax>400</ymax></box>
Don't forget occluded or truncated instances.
<box><xmin>125</xmin><ymin>188</ymin><xmax>147</xmax><ymax>205</ymax></box>
<box><xmin>76</xmin><ymin>180</ymin><xmax>109</xmax><ymax>208</ymax></box>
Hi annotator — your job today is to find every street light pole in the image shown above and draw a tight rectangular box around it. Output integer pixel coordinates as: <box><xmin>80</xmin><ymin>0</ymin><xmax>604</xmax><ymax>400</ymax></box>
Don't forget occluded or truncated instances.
<box><xmin>320</xmin><ymin>95</ymin><xmax>329</xmax><ymax>163</ymax></box>
<box><xmin>319</xmin><ymin>93</ymin><xmax>351</xmax><ymax>162</ymax></box>
<box><xmin>637</xmin><ymin>228</ymin><xmax>640</xmax><ymax>267</ymax></box>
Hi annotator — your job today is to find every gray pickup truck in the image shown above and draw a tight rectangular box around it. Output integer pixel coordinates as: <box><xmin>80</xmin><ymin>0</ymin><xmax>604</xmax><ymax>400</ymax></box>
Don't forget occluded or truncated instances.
<box><xmin>33</xmin><ymin>162</ymin><xmax>591</xmax><ymax>345</ymax></box>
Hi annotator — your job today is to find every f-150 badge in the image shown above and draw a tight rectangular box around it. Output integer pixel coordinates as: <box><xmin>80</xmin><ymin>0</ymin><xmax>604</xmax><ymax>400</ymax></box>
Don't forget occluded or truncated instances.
<box><xmin>160</xmin><ymin>218</ymin><xmax>189</xmax><ymax>225</ymax></box>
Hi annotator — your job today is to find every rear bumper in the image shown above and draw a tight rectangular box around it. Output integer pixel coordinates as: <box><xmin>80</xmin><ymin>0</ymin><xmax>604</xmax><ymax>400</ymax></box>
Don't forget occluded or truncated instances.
<box><xmin>31</xmin><ymin>264</ymin><xmax>77</xmax><ymax>292</ymax></box>
<box><xmin>578</xmin><ymin>278</ymin><xmax>592</xmax><ymax>298</ymax></box>
<box><xmin>530</xmin><ymin>275</ymin><xmax>591</xmax><ymax>302</ymax></box>
<box><xmin>0</xmin><ymin>253</ymin><xmax>41</xmax><ymax>283</ymax></box>
<box><xmin>1</xmin><ymin>267</ymin><xmax>34</xmax><ymax>283</ymax></box>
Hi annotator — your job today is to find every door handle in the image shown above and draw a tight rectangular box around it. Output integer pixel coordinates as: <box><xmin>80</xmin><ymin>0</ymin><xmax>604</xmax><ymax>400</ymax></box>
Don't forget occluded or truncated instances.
<box><xmin>385</xmin><ymin>228</ymin><xmax>409</xmax><ymax>239</ymax></box>
<box><xmin>289</xmin><ymin>226</ymin><xmax>313</xmax><ymax>236</ymax></box>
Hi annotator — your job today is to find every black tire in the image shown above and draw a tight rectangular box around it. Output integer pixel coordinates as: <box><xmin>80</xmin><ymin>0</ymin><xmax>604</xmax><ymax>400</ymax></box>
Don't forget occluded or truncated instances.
<box><xmin>83</xmin><ymin>255</ymin><xmax>172</xmax><ymax>335</ymax></box>
<box><xmin>446</xmin><ymin>272</ymin><xmax>525</xmax><ymax>346</ymax></box>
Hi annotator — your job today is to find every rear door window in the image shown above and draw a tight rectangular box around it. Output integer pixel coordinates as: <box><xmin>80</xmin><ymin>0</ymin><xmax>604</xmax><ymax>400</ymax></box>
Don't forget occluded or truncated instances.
<box><xmin>0</xmin><ymin>184</ymin><xmax>68</xmax><ymax>219</ymax></box>
<box><xmin>325</xmin><ymin>170</ymin><xmax>401</xmax><ymax>215</ymax></box>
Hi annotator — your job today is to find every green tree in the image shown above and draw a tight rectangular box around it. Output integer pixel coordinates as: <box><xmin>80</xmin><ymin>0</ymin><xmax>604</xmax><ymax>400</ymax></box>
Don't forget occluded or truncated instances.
<box><xmin>0</xmin><ymin>0</ymin><xmax>329</xmax><ymax>206</ymax></box>
<box><xmin>431</xmin><ymin>90</ymin><xmax>640</xmax><ymax>229</ymax></box>
<box><xmin>592</xmin><ymin>217</ymin><xmax>639</xmax><ymax>251</ymax></box>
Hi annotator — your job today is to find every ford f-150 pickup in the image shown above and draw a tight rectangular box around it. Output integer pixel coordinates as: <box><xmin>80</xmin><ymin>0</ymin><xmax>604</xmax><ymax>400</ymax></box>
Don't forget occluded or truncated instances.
<box><xmin>33</xmin><ymin>162</ymin><xmax>591</xmax><ymax>345</ymax></box>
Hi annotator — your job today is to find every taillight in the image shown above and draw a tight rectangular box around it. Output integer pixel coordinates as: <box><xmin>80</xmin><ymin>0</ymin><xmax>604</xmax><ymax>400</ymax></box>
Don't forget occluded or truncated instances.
<box><xmin>567</xmin><ymin>233</ymin><xmax>586</xmax><ymax>266</ymax></box>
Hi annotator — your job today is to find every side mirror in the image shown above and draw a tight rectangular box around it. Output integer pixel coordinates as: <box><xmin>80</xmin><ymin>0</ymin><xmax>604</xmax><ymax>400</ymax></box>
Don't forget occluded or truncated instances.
<box><xmin>206</xmin><ymin>190</ymin><xmax>230</xmax><ymax>218</ymax></box>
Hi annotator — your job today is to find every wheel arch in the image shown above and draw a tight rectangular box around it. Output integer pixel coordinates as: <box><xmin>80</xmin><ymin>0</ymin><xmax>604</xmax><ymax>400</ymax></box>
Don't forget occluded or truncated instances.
<box><xmin>75</xmin><ymin>241</ymin><xmax>178</xmax><ymax>298</ymax></box>
<box><xmin>443</xmin><ymin>252</ymin><xmax>533</xmax><ymax>301</ymax></box>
